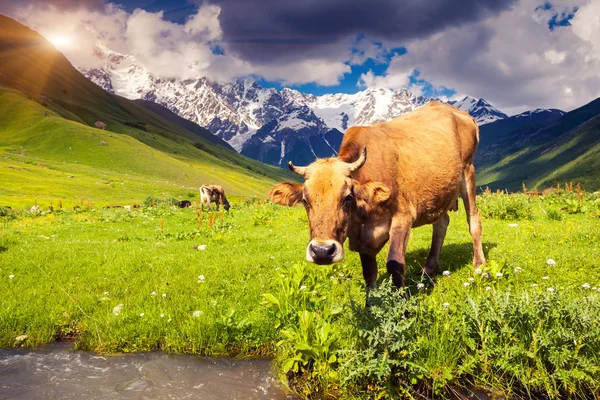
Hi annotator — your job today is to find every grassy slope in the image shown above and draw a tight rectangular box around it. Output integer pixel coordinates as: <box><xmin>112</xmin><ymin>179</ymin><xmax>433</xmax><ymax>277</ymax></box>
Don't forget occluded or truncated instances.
<box><xmin>131</xmin><ymin>99</ymin><xmax>235</xmax><ymax>151</ymax></box>
<box><xmin>0</xmin><ymin>15</ymin><xmax>296</xmax><ymax>207</ymax></box>
<box><xmin>0</xmin><ymin>88</ymin><xmax>289</xmax><ymax>207</ymax></box>
<box><xmin>476</xmin><ymin>99</ymin><xmax>600</xmax><ymax>191</ymax></box>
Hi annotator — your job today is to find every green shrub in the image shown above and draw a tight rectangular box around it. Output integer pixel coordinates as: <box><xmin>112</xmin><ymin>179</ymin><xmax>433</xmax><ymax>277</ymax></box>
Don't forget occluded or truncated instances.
<box><xmin>546</xmin><ymin>208</ymin><xmax>564</xmax><ymax>221</ymax></box>
<box><xmin>338</xmin><ymin>281</ymin><xmax>600</xmax><ymax>399</ymax></box>
<box><xmin>478</xmin><ymin>191</ymin><xmax>533</xmax><ymax>220</ymax></box>
<box><xmin>142</xmin><ymin>195</ymin><xmax>179</xmax><ymax>208</ymax></box>
<box><xmin>0</xmin><ymin>206</ymin><xmax>13</xmax><ymax>218</ymax></box>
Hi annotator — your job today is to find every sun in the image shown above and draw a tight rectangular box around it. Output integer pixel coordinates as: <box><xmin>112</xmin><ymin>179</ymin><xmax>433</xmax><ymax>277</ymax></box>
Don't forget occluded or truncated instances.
<box><xmin>48</xmin><ymin>34</ymin><xmax>74</xmax><ymax>50</ymax></box>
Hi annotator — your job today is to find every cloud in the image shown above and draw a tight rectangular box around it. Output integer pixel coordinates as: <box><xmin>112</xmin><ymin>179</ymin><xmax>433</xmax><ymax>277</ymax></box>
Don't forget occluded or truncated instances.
<box><xmin>0</xmin><ymin>0</ymin><xmax>105</xmax><ymax>14</ymax></box>
<box><xmin>203</xmin><ymin>0</ymin><xmax>516</xmax><ymax>63</ymax></box>
<box><xmin>5</xmin><ymin>3</ymin><xmax>129</xmax><ymax>69</ymax></box>
<box><xmin>3</xmin><ymin>1</ymin><xmax>355</xmax><ymax>85</ymax></box>
<box><xmin>4</xmin><ymin>0</ymin><xmax>599</xmax><ymax>112</ymax></box>
<box><xmin>360</xmin><ymin>0</ymin><xmax>600</xmax><ymax>114</ymax></box>
<box><xmin>571</xmin><ymin>0</ymin><xmax>600</xmax><ymax>59</ymax></box>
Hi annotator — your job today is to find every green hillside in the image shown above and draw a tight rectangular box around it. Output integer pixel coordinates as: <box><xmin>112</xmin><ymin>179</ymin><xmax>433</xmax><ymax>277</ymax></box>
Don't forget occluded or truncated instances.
<box><xmin>0</xmin><ymin>88</ymin><xmax>290</xmax><ymax>207</ymax></box>
<box><xmin>0</xmin><ymin>15</ymin><xmax>295</xmax><ymax>208</ymax></box>
<box><xmin>476</xmin><ymin>99</ymin><xmax>600</xmax><ymax>191</ymax></box>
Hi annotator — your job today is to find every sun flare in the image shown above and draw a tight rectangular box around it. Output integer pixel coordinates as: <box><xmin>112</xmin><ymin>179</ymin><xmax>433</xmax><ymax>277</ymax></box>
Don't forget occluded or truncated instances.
<box><xmin>48</xmin><ymin>34</ymin><xmax>74</xmax><ymax>50</ymax></box>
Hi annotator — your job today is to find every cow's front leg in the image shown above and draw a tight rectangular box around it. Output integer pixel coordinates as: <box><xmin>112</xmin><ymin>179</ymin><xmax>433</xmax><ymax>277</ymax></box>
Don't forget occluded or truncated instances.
<box><xmin>359</xmin><ymin>253</ymin><xmax>378</xmax><ymax>290</ymax></box>
<box><xmin>423</xmin><ymin>213</ymin><xmax>450</xmax><ymax>276</ymax></box>
<box><xmin>386</xmin><ymin>217</ymin><xmax>412</xmax><ymax>287</ymax></box>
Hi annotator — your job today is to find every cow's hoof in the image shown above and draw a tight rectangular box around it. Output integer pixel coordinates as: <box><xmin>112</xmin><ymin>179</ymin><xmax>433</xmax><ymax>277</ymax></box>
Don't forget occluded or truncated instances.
<box><xmin>422</xmin><ymin>265</ymin><xmax>438</xmax><ymax>276</ymax></box>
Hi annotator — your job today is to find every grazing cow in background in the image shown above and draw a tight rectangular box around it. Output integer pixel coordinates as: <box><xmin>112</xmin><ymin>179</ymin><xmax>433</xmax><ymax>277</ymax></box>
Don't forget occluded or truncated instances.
<box><xmin>200</xmin><ymin>185</ymin><xmax>230</xmax><ymax>211</ymax></box>
<box><xmin>179</xmin><ymin>200</ymin><xmax>192</xmax><ymax>208</ymax></box>
<box><xmin>268</xmin><ymin>102</ymin><xmax>486</xmax><ymax>289</ymax></box>
<box><xmin>94</xmin><ymin>121</ymin><xmax>106</xmax><ymax>130</ymax></box>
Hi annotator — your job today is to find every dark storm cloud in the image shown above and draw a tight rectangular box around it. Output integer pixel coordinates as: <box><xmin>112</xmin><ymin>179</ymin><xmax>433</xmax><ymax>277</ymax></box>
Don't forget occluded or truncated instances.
<box><xmin>204</xmin><ymin>0</ymin><xmax>518</xmax><ymax>62</ymax></box>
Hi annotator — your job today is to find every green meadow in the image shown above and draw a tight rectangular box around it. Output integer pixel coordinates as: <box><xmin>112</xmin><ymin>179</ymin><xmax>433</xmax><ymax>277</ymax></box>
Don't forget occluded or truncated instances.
<box><xmin>0</xmin><ymin>87</ymin><xmax>294</xmax><ymax>208</ymax></box>
<box><xmin>1</xmin><ymin>191</ymin><xmax>599</xmax><ymax>399</ymax></box>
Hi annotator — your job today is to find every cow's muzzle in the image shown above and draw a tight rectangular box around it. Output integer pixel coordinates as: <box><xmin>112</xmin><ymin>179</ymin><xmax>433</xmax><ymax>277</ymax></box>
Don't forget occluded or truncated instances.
<box><xmin>306</xmin><ymin>240</ymin><xmax>344</xmax><ymax>265</ymax></box>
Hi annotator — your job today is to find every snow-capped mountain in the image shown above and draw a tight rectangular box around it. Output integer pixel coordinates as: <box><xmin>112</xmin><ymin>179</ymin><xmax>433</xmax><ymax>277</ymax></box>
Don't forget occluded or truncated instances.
<box><xmin>448</xmin><ymin>96</ymin><xmax>508</xmax><ymax>125</ymax></box>
<box><xmin>79</xmin><ymin>45</ymin><xmax>508</xmax><ymax>166</ymax></box>
<box><xmin>513</xmin><ymin>108</ymin><xmax>565</xmax><ymax>119</ymax></box>
<box><xmin>281</xmin><ymin>87</ymin><xmax>431</xmax><ymax>133</ymax></box>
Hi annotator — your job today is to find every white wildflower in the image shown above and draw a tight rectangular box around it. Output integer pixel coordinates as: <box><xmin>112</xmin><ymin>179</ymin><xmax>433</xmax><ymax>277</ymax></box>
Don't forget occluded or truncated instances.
<box><xmin>474</xmin><ymin>268</ymin><xmax>482</xmax><ymax>275</ymax></box>
<box><xmin>547</xmin><ymin>287</ymin><xmax>555</xmax><ymax>292</ymax></box>
<box><xmin>139</xmin><ymin>313</ymin><xmax>145</xmax><ymax>317</ymax></box>
<box><xmin>546</xmin><ymin>259</ymin><xmax>556</xmax><ymax>267</ymax></box>
<box><xmin>299</xmin><ymin>285</ymin><xmax>307</xmax><ymax>291</ymax></box>
<box><xmin>338</xmin><ymin>272</ymin><xmax>345</xmax><ymax>277</ymax></box>
<box><xmin>442</xmin><ymin>302</ymin><xmax>450</xmax><ymax>308</ymax></box>
<box><xmin>160</xmin><ymin>313</ymin><xmax>165</xmax><ymax>318</ymax></box>
<box><xmin>542</xmin><ymin>276</ymin><xmax>549</xmax><ymax>280</ymax></box>
<box><xmin>417</xmin><ymin>283</ymin><xmax>425</xmax><ymax>291</ymax></box>
<box><xmin>112</xmin><ymin>304</ymin><xmax>124</xmax><ymax>316</ymax></box>
<box><xmin>99</xmin><ymin>297</ymin><xmax>109</xmax><ymax>301</ymax></box>
<box><xmin>198</xmin><ymin>275</ymin><xmax>205</xmax><ymax>283</ymax></box>
<box><xmin>463</xmin><ymin>282</ymin><xmax>470</xmax><ymax>287</ymax></box>
<box><xmin>582</xmin><ymin>283</ymin><xmax>591</xmax><ymax>289</ymax></box>
<box><xmin>9</xmin><ymin>275</ymin><xmax>14</xmax><ymax>279</ymax></box>
<box><xmin>514</xmin><ymin>267</ymin><xmax>523</xmax><ymax>274</ymax></box>
<box><xmin>103</xmin><ymin>291</ymin><xmax>109</xmax><ymax>295</ymax></box>
<box><xmin>482</xmin><ymin>272</ymin><xmax>490</xmax><ymax>279</ymax></box>
<box><xmin>312</xmin><ymin>290</ymin><xmax>318</xmax><ymax>296</ymax></box>
<box><xmin>15</xmin><ymin>335</ymin><xmax>28</xmax><ymax>342</ymax></box>
<box><xmin>442</xmin><ymin>270</ymin><xmax>450</xmax><ymax>277</ymax></box>
<box><xmin>151</xmin><ymin>291</ymin><xmax>156</xmax><ymax>296</ymax></box>
<box><xmin>197</xmin><ymin>245</ymin><xmax>207</xmax><ymax>251</ymax></box>
<box><xmin>508</xmin><ymin>223</ymin><xmax>519</xmax><ymax>227</ymax></box>
<box><xmin>192</xmin><ymin>310</ymin><xmax>202</xmax><ymax>317</ymax></box>
<box><xmin>211</xmin><ymin>299</ymin><xmax>217</xmax><ymax>306</ymax></box>
<box><xmin>485</xmin><ymin>286</ymin><xmax>492</xmax><ymax>292</ymax></box>
<box><xmin>162</xmin><ymin>293</ymin><xmax>167</xmax><ymax>298</ymax></box>
<box><xmin>468</xmin><ymin>277</ymin><xmax>475</xmax><ymax>282</ymax></box>
<box><xmin>532</xmin><ymin>284</ymin><xmax>538</xmax><ymax>288</ymax></box>
<box><xmin>496</xmin><ymin>272</ymin><xmax>503</xmax><ymax>278</ymax></box>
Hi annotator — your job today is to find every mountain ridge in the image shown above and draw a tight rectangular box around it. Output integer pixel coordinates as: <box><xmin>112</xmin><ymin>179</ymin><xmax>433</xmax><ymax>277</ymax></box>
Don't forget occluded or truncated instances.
<box><xmin>79</xmin><ymin>44</ymin><xmax>509</xmax><ymax>166</ymax></box>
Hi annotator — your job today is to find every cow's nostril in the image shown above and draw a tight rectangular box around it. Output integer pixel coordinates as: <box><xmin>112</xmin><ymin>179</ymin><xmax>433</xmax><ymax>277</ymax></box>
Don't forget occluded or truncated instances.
<box><xmin>326</xmin><ymin>244</ymin><xmax>336</xmax><ymax>256</ymax></box>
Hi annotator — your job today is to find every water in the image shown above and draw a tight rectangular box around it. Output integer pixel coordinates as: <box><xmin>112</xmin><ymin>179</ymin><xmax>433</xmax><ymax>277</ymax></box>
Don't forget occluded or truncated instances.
<box><xmin>0</xmin><ymin>342</ymin><xmax>290</xmax><ymax>400</ymax></box>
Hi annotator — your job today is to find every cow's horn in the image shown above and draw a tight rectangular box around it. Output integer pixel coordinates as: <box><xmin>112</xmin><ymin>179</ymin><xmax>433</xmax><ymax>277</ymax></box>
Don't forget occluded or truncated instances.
<box><xmin>347</xmin><ymin>146</ymin><xmax>367</xmax><ymax>172</ymax></box>
<box><xmin>288</xmin><ymin>161</ymin><xmax>308</xmax><ymax>177</ymax></box>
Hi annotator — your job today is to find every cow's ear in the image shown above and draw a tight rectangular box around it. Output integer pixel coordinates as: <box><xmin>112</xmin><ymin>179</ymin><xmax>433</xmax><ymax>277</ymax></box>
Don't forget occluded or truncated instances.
<box><xmin>268</xmin><ymin>183</ymin><xmax>303</xmax><ymax>206</ymax></box>
<box><xmin>354</xmin><ymin>181</ymin><xmax>391</xmax><ymax>204</ymax></box>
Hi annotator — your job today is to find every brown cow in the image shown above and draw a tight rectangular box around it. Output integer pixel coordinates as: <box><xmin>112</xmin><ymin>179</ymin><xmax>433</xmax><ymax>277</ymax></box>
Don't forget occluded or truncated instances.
<box><xmin>200</xmin><ymin>185</ymin><xmax>230</xmax><ymax>211</ymax></box>
<box><xmin>268</xmin><ymin>102</ymin><xmax>486</xmax><ymax>289</ymax></box>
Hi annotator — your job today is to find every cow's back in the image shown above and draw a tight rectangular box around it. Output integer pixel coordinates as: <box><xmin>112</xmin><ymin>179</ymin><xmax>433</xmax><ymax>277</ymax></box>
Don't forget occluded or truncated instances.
<box><xmin>339</xmin><ymin>102</ymin><xmax>477</xmax><ymax>223</ymax></box>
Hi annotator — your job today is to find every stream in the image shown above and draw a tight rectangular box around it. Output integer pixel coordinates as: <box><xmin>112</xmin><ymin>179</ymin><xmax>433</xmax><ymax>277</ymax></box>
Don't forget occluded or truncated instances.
<box><xmin>0</xmin><ymin>341</ymin><xmax>290</xmax><ymax>399</ymax></box>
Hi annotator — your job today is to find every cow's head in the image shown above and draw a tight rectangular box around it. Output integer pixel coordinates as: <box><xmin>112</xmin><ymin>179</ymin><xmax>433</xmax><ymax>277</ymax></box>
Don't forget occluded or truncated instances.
<box><xmin>268</xmin><ymin>147</ymin><xmax>391</xmax><ymax>265</ymax></box>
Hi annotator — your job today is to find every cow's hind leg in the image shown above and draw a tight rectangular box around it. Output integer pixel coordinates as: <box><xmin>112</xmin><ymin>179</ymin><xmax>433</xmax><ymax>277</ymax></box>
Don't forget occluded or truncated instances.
<box><xmin>460</xmin><ymin>164</ymin><xmax>486</xmax><ymax>268</ymax></box>
<box><xmin>423</xmin><ymin>213</ymin><xmax>450</xmax><ymax>276</ymax></box>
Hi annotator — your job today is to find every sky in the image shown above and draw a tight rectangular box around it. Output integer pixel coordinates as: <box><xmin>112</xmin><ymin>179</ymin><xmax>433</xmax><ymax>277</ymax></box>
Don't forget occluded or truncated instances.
<box><xmin>1</xmin><ymin>0</ymin><xmax>600</xmax><ymax>114</ymax></box>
